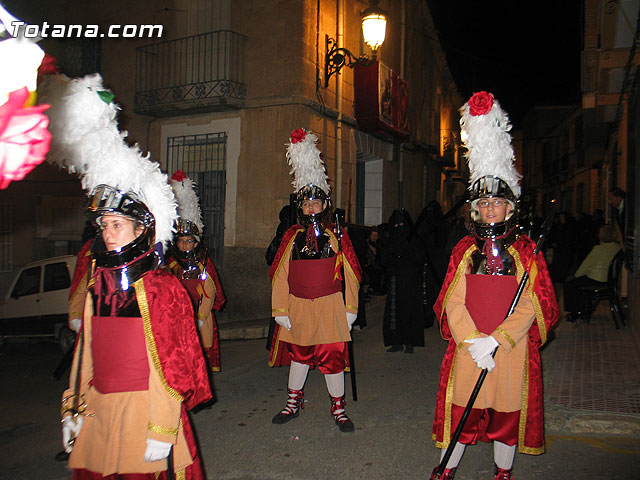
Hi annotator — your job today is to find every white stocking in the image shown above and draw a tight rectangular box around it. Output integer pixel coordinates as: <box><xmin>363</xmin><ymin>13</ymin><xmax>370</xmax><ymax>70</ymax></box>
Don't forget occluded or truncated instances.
<box><xmin>493</xmin><ymin>441</ymin><xmax>516</xmax><ymax>470</ymax></box>
<box><xmin>287</xmin><ymin>361</ymin><xmax>309</xmax><ymax>390</ymax></box>
<box><xmin>323</xmin><ymin>371</ymin><xmax>345</xmax><ymax>397</ymax></box>
<box><xmin>439</xmin><ymin>442</ymin><xmax>466</xmax><ymax>469</ymax></box>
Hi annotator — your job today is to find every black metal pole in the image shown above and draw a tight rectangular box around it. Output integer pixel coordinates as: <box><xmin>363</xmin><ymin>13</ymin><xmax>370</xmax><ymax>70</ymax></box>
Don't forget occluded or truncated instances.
<box><xmin>335</xmin><ymin>212</ymin><xmax>358</xmax><ymax>401</ymax></box>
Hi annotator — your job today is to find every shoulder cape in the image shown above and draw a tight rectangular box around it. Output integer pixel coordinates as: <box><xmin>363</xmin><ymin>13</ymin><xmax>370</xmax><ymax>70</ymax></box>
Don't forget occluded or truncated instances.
<box><xmin>135</xmin><ymin>269</ymin><xmax>212</xmax><ymax>410</ymax></box>
<box><xmin>432</xmin><ymin>234</ymin><xmax>559</xmax><ymax>454</ymax></box>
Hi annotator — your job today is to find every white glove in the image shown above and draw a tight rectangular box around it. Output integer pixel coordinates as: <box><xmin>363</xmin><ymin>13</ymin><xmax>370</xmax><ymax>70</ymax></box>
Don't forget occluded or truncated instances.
<box><xmin>61</xmin><ymin>415</ymin><xmax>84</xmax><ymax>453</ymax></box>
<box><xmin>476</xmin><ymin>354</ymin><xmax>496</xmax><ymax>372</ymax></box>
<box><xmin>465</xmin><ymin>336</ymin><xmax>499</xmax><ymax>361</ymax></box>
<box><xmin>144</xmin><ymin>438</ymin><xmax>172</xmax><ymax>462</ymax></box>
<box><xmin>69</xmin><ymin>318</ymin><xmax>81</xmax><ymax>333</ymax></box>
<box><xmin>346</xmin><ymin>312</ymin><xmax>358</xmax><ymax>331</ymax></box>
<box><xmin>198</xmin><ymin>319</ymin><xmax>204</xmax><ymax>328</ymax></box>
<box><xmin>275</xmin><ymin>315</ymin><xmax>291</xmax><ymax>330</ymax></box>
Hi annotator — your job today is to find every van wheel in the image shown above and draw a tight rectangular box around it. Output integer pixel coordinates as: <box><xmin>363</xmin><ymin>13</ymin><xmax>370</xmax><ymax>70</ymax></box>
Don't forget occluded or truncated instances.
<box><xmin>58</xmin><ymin>327</ymin><xmax>76</xmax><ymax>353</ymax></box>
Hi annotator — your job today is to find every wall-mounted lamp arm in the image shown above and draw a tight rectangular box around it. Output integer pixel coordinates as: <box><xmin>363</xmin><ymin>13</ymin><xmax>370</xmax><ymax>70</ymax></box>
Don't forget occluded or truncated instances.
<box><xmin>324</xmin><ymin>35</ymin><xmax>376</xmax><ymax>88</ymax></box>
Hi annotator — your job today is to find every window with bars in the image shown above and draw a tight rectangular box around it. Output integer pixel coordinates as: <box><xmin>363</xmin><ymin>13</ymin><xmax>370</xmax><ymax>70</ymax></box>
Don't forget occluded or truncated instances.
<box><xmin>167</xmin><ymin>132</ymin><xmax>227</xmax><ymax>267</ymax></box>
<box><xmin>59</xmin><ymin>38</ymin><xmax>102</xmax><ymax>77</ymax></box>
<box><xmin>0</xmin><ymin>204</ymin><xmax>12</xmax><ymax>272</ymax></box>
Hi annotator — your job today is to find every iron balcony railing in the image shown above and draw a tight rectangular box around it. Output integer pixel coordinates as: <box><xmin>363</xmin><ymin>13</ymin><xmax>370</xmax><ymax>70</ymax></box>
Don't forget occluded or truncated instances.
<box><xmin>134</xmin><ymin>30</ymin><xmax>246</xmax><ymax>116</ymax></box>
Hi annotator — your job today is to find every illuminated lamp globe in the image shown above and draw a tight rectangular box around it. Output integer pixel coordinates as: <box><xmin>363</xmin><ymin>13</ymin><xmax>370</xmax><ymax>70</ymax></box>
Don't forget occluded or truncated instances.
<box><xmin>361</xmin><ymin>4</ymin><xmax>387</xmax><ymax>52</ymax></box>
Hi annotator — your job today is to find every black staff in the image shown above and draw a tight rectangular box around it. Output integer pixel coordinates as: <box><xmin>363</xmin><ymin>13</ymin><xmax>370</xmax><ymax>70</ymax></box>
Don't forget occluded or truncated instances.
<box><xmin>435</xmin><ymin>202</ymin><xmax>555</xmax><ymax>479</ymax></box>
<box><xmin>334</xmin><ymin>212</ymin><xmax>358</xmax><ymax>401</ymax></box>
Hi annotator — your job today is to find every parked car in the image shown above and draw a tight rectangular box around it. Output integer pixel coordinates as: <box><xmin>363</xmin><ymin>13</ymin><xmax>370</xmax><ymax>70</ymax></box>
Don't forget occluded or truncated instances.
<box><xmin>0</xmin><ymin>255</ymin><xmax>77</xmax><ymax>351</ymax></box>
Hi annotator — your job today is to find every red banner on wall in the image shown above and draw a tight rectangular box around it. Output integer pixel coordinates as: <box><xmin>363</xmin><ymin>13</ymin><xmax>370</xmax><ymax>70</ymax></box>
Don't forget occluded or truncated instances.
<box><xmin>354</xmin><ymin>61</ymin><xmax>409</xmax><ymax>140</ymax></box>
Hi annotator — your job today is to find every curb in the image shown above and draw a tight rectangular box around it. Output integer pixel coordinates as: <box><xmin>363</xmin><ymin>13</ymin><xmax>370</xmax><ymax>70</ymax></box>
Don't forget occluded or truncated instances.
<box><xmin>219</xmin><ymin>318</ymin><xmax>270</xmax><ymax>341</ymax></box>
<box><xmin>545</xmin><ymin>406</ymin><xmax>640</xmax><ymax>436</ymax></box>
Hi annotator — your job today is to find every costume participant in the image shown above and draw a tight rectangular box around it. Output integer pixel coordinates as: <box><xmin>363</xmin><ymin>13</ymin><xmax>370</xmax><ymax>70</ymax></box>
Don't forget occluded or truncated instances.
<box><xmin>52</xmin><ymin>74</ymin><xmax>211</xmax><ymax>480</ymax></box>
<box><xmin>167</xmin><ymin>170</ymin><xmax>226</xmax><ymax>371</ymax></box>
<box><xmin>429</xmin><ymin>92</ymin><xmax>558</xmax><ymax>480</ymax></box>
<box><xmin>268</xmin><ymin>128</ymin><xmax>362</xmax><ymax>433</ymax></box>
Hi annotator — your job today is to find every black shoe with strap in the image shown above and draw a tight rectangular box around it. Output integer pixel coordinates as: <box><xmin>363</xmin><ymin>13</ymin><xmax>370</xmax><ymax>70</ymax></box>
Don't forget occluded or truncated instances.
<box><xmin>272</xmin><ymin>388</ymin><xmax>304</xmax><ymax>424</ymax></box>
<box><xmin>386</xmin><ymin>344</ymin><xmax>402</xmax><ymax>352</ymax></box>
<box><xmin>330</xmin><ymin>394</ymin><xmax>354</xmax><ymax>432</ymax></box>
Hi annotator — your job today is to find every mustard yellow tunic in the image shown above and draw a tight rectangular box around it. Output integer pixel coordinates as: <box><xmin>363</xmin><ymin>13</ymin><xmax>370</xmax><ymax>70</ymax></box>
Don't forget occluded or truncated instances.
<box><xmin>446</xmin><ymin>273</ymin><xmax>536</xmax><ymax>412</ymax></box>
<box><xmin>63</xmin><ymin>292</ymin><xmax>193</xmax><ymax>475</ymax></box>
<box><xmin>271</xmin><ymin>233</ymin><xmax>359</xmax><ymax>346</ymax></box>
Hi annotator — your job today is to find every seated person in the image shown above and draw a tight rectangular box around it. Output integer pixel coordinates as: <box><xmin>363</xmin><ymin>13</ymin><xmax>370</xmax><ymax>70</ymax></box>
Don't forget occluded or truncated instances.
<box><xmin>563</xmin><ymin>224</ymin><xmax>620</xmax><ymax>321</ymax></box>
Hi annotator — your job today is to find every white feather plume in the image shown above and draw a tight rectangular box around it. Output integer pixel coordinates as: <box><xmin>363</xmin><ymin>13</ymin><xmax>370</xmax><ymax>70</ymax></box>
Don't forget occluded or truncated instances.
<box><xmin>170</xmin><ymin>173</ymin><xmax>203</xmax><ymax>233</ymax></box>
<box><xmin>286</xmin><ymin>129</ymin><xmax>330</xmax><ymax>195</ymax></box>
<box><xmin>40</xmin><ymin>73</ymin><xmax>177</xmax><ymax>248</ymax></box>
<box><xmin>39</xmin><ymin>73</ymin><xmax>120</xmax><ymax>176</ymax></box>
<box><xmin>460</xmin><ymin>95</ymin><xmax>521</xmax><ymax>198</ymax></box>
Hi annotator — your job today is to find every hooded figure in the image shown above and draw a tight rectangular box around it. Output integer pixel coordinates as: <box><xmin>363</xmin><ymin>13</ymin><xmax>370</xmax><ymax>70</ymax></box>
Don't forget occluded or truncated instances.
<box><xmin>380</xmin><ymin>209</ymin><xmax>426</xmax><ymax>353</ymax></box>
<box><xmin>414</xmin><ymin>200</ymin><xmax>451</xmax><ymax>328</ymax></box>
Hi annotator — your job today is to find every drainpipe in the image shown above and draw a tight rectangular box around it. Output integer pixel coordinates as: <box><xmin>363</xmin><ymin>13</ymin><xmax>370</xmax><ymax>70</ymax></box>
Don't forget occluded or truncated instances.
<box><xmin>335</xmin><ymin>0</ymin><xmax>344</xmax><ymax>210</ymax></box>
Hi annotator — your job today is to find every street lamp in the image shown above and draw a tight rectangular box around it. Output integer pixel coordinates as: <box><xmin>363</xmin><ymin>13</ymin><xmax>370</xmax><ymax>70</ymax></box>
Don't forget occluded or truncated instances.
<box><xmin>324</xmin><ymin>0</ymin><xmax>387</xmax><ymax>87</ymax></box>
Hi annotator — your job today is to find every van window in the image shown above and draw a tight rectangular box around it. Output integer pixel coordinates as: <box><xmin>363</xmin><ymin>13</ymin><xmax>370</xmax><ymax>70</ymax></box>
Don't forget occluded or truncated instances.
<box><xmin>12</xmin><ymin>266</ymin><xmax>41</xmax><ymax>297</ymax></box>
<box><xmin>44</xmin><ymin>262</ymin><xmax>71</xmax><ymax>292</ymax></box>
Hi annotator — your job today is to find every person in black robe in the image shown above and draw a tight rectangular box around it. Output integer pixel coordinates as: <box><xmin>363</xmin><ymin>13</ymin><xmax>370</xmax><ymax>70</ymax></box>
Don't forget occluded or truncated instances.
<box><xmin>381</xmin><ymin>209</ymin><xmax>425</xmax><ymax>353</ymax></box>
<box><xmin>414</xmin><ymin>201</ymin><xmax>450</xmax><ymax>328</ymax></box>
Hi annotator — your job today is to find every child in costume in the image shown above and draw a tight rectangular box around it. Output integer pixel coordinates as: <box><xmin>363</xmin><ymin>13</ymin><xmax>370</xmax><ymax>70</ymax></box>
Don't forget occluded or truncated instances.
<box><xmin>430</xmin><ymin>92</ymin><xmax>558</xmax><ymax>480</ymax></box>
<box><xmin>167</xmin><ymin>170</ymin><xmax>226</xmax><ymax>372</ymax></box>
<box><xmin>268</xmin><ymin>128</ymin><xmax>362</xmax><ymax>432</ymax></box>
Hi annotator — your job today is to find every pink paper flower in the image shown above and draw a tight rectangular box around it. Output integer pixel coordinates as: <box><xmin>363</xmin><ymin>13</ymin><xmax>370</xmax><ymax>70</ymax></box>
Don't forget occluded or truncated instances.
<box><xmin>0</xmin><ymin>87</ymin><xmax>51</xmax><ymax>189</ymax></box>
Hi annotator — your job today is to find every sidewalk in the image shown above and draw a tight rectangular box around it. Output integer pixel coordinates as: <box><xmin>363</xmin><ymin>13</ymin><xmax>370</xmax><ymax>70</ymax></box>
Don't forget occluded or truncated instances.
<box><xmin>543</xmin><ymin>300</ymin><xmax>640</xmax><ymax>436</ymax></box>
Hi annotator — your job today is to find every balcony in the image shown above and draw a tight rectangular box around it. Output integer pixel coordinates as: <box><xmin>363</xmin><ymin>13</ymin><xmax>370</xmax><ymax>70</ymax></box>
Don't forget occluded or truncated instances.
<box><xmin>134</xmin><ymin>30</ymin><xmax>246</xmax><ymax>116</ymax></box>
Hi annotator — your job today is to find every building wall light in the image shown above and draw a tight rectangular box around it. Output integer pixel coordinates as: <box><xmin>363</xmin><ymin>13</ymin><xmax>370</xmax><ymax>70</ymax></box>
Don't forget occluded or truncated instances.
<box><xmin>324</xmin><ymin>1</ymin><xmax>387</xmax><ymax>88</ymax></box>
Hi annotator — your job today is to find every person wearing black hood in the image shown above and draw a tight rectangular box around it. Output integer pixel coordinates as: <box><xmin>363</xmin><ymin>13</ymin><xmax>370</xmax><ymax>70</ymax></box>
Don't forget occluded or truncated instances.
<box><xmin>380</xmin><ymin>209</ymin><xmax>426</xmax><ymax>353</ymax></box>
<box><xmin>414</xmin><ymin>201</ymin><xmax>450</xmax><ymax>328</ymax></box>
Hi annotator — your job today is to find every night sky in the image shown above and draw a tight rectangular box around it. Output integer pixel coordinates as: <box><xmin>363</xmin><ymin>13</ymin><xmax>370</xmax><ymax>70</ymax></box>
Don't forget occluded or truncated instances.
<box><xmin>427</xmin><ymin>0</ymin><xmax>582</xmax><ymax>127</ymax></box>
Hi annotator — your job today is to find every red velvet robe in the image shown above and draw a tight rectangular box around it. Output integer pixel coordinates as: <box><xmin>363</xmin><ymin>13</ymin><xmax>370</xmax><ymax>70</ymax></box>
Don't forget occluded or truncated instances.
<box><xmin>68</xmin><ymin>239</ymin><xmax>94</xmax><ymax>324</ymax></box>
<box><xmin>432</xmin><ymin>235</ymin><xmax>558</xmax><ymax>454</ymax></box>
<box><xmin>268</xmin><ymin>223</ymin><xmax>362</xmax><ymax>368</ymax></box>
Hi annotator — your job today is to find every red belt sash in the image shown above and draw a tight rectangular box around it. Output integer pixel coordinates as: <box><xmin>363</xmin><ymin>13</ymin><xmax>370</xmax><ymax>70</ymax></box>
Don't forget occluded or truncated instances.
<box><xmin>288</xmin><ymin>257</ymin><xmax>342</xmax><ymax>299</ymax></box>
<box><xmin>91</xmin><ymin>316</ymin><xmax>149</xmax><ymax>394</ymax></box>
<box><xmin>181</xmin><ymin>278</ymin><xmax>201</xmax><ymax>310</ymax></box>
<box><xmin>465</xmin><ymin>274</ymin><xmax>518</xmax><ymax>334</ymax></box>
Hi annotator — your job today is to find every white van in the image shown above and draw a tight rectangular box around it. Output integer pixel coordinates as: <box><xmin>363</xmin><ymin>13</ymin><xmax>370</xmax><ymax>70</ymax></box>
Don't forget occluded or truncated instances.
<box><xmin>0</xmin><ymin>255</ymin><xmax>77</xmax><ymax>348</ymax></box>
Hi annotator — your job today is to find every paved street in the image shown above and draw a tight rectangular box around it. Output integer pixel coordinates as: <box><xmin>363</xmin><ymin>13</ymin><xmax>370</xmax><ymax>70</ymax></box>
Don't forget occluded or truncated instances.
<box><xmin>1</xmin><ymin>294</ymin><xmax>639</xmax><ymax>479</ymax></box>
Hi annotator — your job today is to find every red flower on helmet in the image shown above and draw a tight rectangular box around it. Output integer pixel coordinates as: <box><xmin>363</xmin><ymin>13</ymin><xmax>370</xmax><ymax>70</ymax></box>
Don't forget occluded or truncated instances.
<box><xmin>290</xmin><ymin>128</ymin><xmax>307</xmax><ymax>144</ymax></box>
<box><xmin>171</xmin><ymin>169</ymin><xmax>187</xmax><ymax>182</ymax></box>
<box><xmin>37</xmin><ymin>54</ymin><xmax>59</xmax><ymax>77</ymax></box>
<box><xmin>468</xmin><ymin>91</ymin><xmax>494</xmax><ymax>116</ymax></box>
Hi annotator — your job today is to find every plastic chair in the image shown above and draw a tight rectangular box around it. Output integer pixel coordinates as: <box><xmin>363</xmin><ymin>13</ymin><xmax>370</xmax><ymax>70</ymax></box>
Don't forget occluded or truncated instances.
<box><xmin>577</xmin><ymin>250</ymin><xmax>626</xmax><ymax>328</ymax></box>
